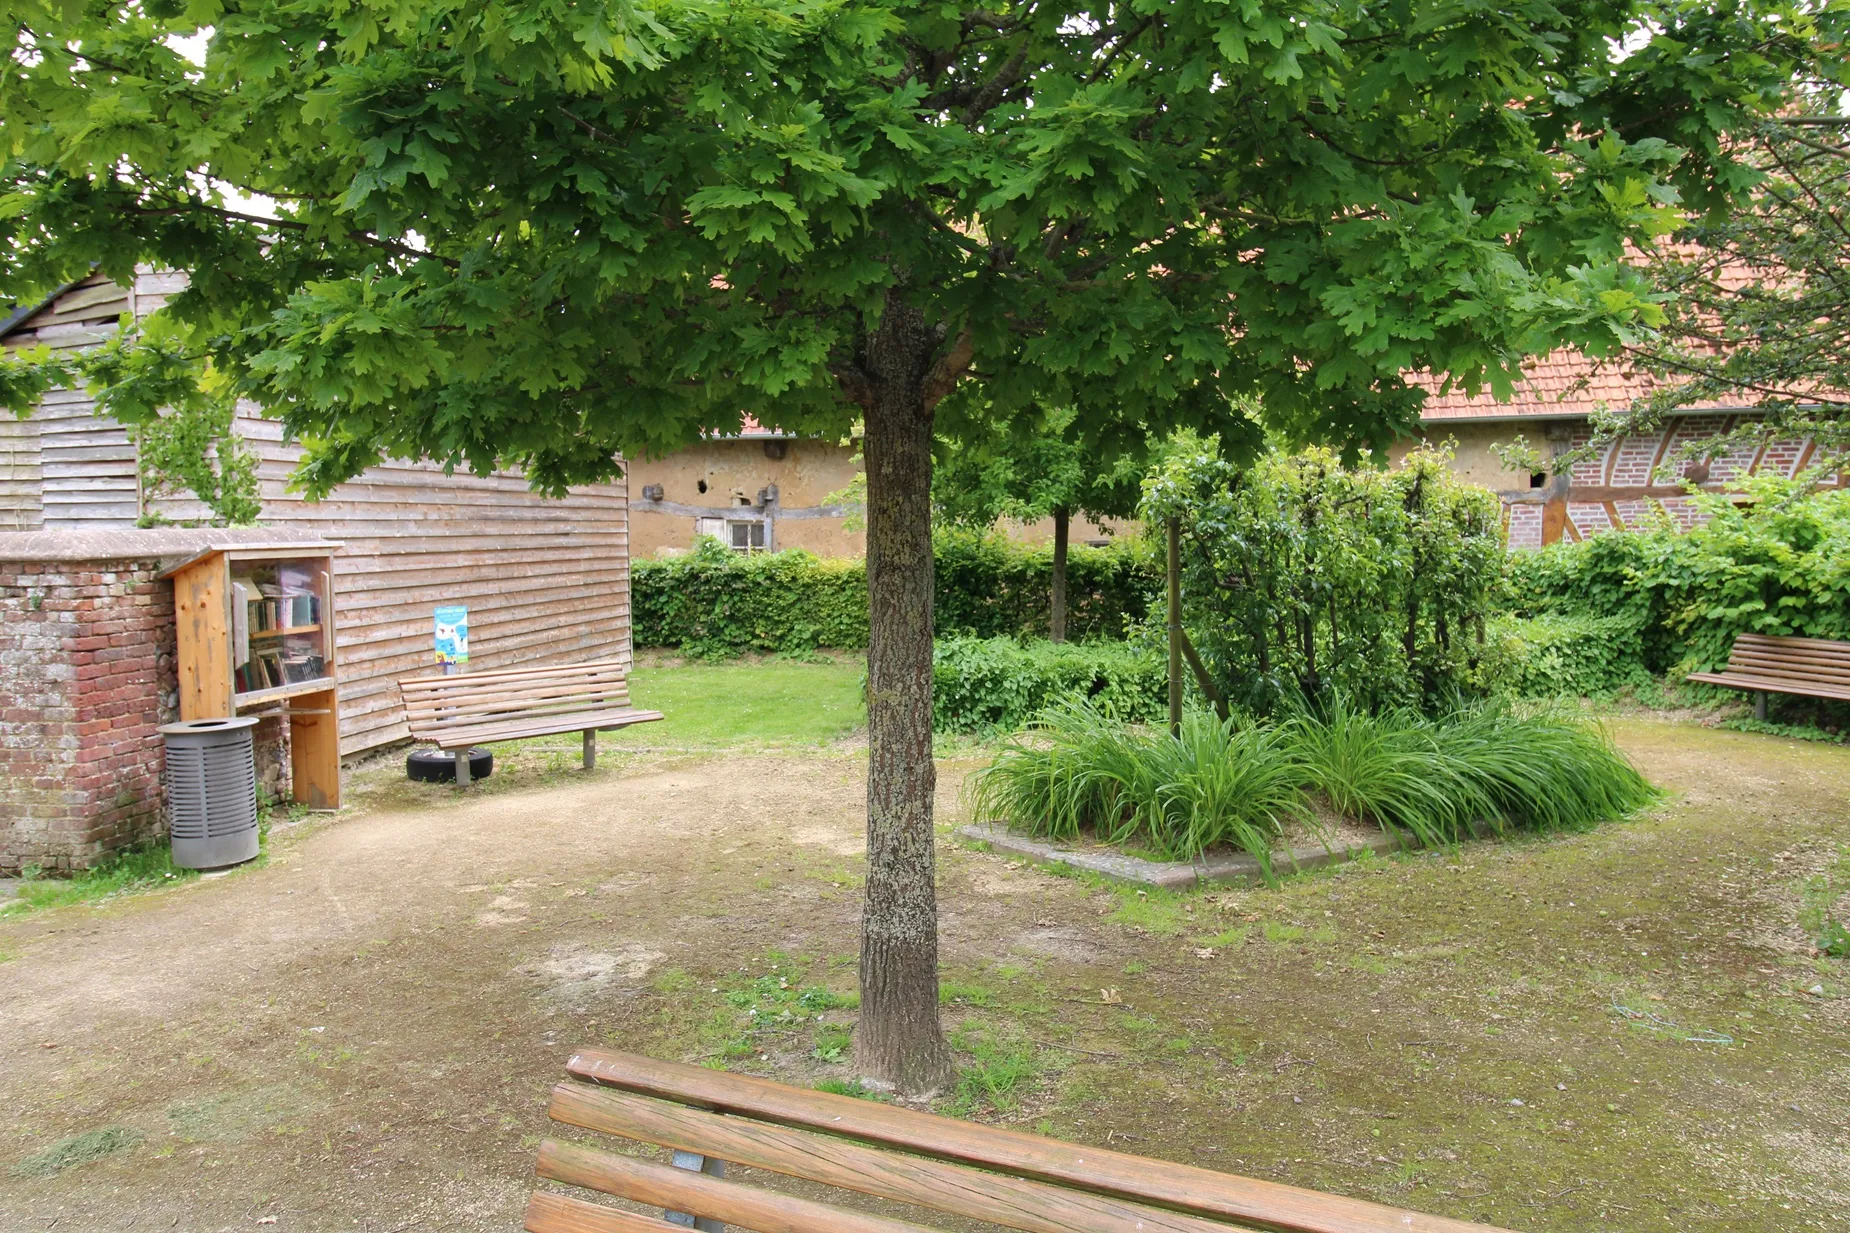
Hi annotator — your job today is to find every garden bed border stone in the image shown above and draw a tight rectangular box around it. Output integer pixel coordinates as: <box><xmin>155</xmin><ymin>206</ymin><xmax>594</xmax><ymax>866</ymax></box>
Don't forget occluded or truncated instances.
<box><xmin>957</xmin><ymin>821</ymin><xmax>1416</xmax><ymax>889</ymax></box>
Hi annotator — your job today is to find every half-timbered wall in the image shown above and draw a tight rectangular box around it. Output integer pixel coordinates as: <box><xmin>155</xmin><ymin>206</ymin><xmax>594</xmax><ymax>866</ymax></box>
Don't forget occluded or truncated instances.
<box><xmin>1438</xmin><ymin>414</ymin><xmax>1826</xmax><ymax>551</ymax></box>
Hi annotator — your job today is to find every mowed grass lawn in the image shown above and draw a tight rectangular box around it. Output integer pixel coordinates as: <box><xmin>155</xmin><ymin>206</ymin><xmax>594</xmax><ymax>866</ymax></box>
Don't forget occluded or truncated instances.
<box><xmin>606</xmin><ymin>652</ymin><xmax>866</xmax><ymax>749</ymax></box>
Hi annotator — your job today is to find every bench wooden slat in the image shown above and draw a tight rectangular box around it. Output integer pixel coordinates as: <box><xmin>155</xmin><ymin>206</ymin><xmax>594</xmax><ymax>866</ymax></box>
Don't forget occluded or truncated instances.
<box><xmin>1686</xmin><ymin>672</ymin><xmax>1850</xmax><ymax>702</ymax></box>
<box><xmin>418</xmin><ymin>710</ymin><xmax>663</xmax><ymax>749</ymax></box>
<box><xmin>566</xmin><ymin>1049</ymin><xmax>1512</xmax><ymax>1233</ymax></box>
<box><xmin>405</xmin><ymin>688</ymin><xmax>636</xmax><ymax>726</ymax></box>
<box><xmin>549</xmin><ymin>1082</ymin><xmax>1235</xmax><ymax>1233</ymax></box>
<box><xmin>402</xmin><ymin>673</ymin><xmax>631</xmax><ymax>704</ymax></box>
<box><xmin>525</xmin><ymin>1190</ymin><xmax>686</xmax><ymax>1233</ymax></box>
<box><xmin>1713</xmin><ymin>664</ymin><xmax>1850</xmax><ymax>689</ymax></box>
<box><xmin>401</xmin><ymin>671</ymin><xmax>632</xmax><ymax>705</ymax></box>
<box><xmin>1721</xmin><ymin>658</ymin><xmax>1850</xmax><ymax>685</ymax></box>
<box><xmin>537</xmin><ymin>1139</ymin><xmax>950</xmax><ymax>1233</ymax></box>
<box><xmin>400</xmin><ymin>659</ymin><xmax>635</xmax><ymax>689</ymax></box>
<box><xmin>1687</xmin><ymin>633</ymin><xmax>1850</xmax><ymax>707</ymax></box>
<box><xmin>1730</xmin><ymin>633</ymin><xmax>1850</xmax><ymax>655</ymax></box>
<box><xmin>1726</xmin><ymin>641</ymin><xmax>1850</xmax><ymax>664</ymax></box>
<box><xmin>1716</xmin><ymin>651</ymin><xmax>1850</xmax><ymax>681</ymax></box>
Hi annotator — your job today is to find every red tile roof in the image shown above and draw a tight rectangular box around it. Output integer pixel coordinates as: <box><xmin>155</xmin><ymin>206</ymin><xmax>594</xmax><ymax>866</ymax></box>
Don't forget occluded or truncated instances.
<box><xmin>1415</xmin><ymin>351</ymin><xmax>1749</xmax><ymax>422</ymax></box>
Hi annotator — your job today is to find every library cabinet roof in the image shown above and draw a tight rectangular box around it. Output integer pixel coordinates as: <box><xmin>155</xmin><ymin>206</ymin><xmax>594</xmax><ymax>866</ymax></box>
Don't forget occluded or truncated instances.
<box><xmin>0</xmin><ymin>528</ymin><xmax>338</xmax><ymax>567</ymax></box>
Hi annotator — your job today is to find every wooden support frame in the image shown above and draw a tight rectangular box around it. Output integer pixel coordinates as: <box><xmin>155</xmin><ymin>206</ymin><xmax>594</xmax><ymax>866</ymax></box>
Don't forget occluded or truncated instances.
<box><xmin>162</xmin><ymin>542</ymin><xmax>343</xmax><ymax>811</ymax></box>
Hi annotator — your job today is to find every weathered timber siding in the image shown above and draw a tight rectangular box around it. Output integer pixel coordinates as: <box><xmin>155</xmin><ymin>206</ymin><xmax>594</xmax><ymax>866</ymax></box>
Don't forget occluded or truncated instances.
<box><xmin>1</xmin><ymin>274</ymin><xmax>143</xmax><ymax>530</ymax></box>
<box><xmin>5</xmin><ymin>272</ymin><xmax>633</xmax><ymax>758</ymax></box>
<box><xmin>150</xmin><ymin>407</ymin><xmax>631</xmax><ymax>757</ymax></box>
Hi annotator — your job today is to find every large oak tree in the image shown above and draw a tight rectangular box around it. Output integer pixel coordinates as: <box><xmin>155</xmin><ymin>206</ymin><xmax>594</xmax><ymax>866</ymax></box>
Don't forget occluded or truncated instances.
<box><xmin>1</xmin><ymin>0</ymin><xmax>1821</xmax><ymax>1092</ymax></box>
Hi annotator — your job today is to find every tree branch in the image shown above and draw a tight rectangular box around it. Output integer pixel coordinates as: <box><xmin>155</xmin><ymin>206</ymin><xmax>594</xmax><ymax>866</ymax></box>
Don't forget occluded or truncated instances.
<box><xmin>922</xmin><ymin>326</ymin><xmax>975</xmax><ymax>409</ymax></box>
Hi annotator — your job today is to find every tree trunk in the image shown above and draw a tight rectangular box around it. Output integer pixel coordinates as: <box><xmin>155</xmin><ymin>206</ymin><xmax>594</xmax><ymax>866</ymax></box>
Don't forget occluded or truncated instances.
<box><xmin>854</xmin><ymin>297</ymin><xmax>954</xmax><ymax>1096</ymax></box>
<box><xmin>1049</xmin><ymin>505</ymin><xmax>1070</xmax><ymax>643</ymax></box>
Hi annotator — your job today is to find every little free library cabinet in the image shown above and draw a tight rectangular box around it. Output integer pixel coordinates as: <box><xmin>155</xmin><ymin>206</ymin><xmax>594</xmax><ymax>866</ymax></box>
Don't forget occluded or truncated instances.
<box><xmin>162</xmin><ymin>541</ymin><xmax>343</xmax><ymax>810</ymax></box>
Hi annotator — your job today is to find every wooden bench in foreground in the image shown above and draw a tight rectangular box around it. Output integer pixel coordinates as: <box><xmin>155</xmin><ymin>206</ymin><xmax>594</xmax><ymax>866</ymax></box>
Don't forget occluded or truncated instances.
<box><xmin>526</xmin><ymin>1047</ymin><xmax>1517</xmax><ymax>1233</ymax></box>
<box><xmin>1686</xmin><ymin>633</ymin><xmax>1850</xmax><ymax>720</ymax></box>
<box><xmin>397</xmin><ymin>660</ymin><xmax>662</xmax><ymax>786</ymax></box>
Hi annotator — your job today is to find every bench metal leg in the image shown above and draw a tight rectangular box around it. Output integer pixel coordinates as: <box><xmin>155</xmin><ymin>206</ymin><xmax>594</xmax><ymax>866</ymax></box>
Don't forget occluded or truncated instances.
<box><xmin>583</xmin><ymin>729</ymin><xmax>596</xmax><ymax>772</ymax></box>
<box><xmin>664</xmin><ymin>1150</ymin><xmax>725</xmax><ymax>1231</ymax></box>
<box><xmin>1754</xmin><ymin>691</ymin><xmax>1767</xmax><ymax>721</ymax></box>
<box><xmin>454</xmin><ymin>748</ymin><xmax>471</xmax><ymax>788</ymax></box>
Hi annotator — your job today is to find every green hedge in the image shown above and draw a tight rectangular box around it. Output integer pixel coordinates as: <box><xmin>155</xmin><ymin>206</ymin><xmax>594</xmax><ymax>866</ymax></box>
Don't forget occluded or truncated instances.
<box><xmin>1487</xmin><ymin>612</ymin><xmax>1654</xmax><ymax>698</ymax></box>
<box><xmin>932</xmin><ymin>637</ymin><xmax>1166</xmax><ymax>734</ymax></box>
<box><xmin>1502</xmin><ymin>479</ymin><xmax>1850</xmax><ymax>681</ymax></box>
<box><xmin>632</xmin><ymin>530</ymin><xmax>1156</xmax><ymax>656</ymax></box>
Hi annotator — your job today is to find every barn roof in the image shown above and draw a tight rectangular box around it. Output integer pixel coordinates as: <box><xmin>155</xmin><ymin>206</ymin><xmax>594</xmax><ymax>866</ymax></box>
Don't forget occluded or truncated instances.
<box><xmin>1414</xmin><ymin>350</ymin><xmax>1755</xmax><ymax>423</ymax></box>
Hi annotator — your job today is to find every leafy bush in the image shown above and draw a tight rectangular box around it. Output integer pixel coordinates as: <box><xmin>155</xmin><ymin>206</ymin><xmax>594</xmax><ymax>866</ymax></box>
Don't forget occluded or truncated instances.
<box><xmin>969</xmin><ymin>700</ymin><xmax>1655</xmax><ymax>864</ymax></box>
<box><xmin>1504</xmin><ymin>478</ymin><xmax>1850</xmax><ymax>680</ymax></box>
<box><xmin>1487</xmin><ymin>612</ymin><xmax>1654</xmax><ymax>698</ymax></box>
<box><xmin>932</xmin><ymin>637</ymin><xmax>1164</xmax><ymax>734</ymax></box>
<box><xmin>932</xmin><ymin>528</ymin><xmax>1156</xmax><ymax>640</ymax></box>
<box><xmin>631</xmin><ymin>538</ymin><xmax>867</xmax><ymax>657</ymax></box>
<box><xmin>632</xmin><ymin>531</ymin><xmax>1156</xmax><ymax>656</ymax></box>
<box><xmin>1142</xmin><ymin>440</ymin><xmax>1504</xmax><ymax>715</ymax></box>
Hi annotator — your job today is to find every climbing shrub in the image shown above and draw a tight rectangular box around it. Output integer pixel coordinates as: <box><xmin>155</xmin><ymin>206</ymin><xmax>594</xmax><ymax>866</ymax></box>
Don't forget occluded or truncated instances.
<box><xmin>1141</xmin><ymin>440</ymin><xmax>1505</xmax><ymax>715</ymax></box>
<box><xmin>931</xmin><ymin>637</ymin><xmax>1165</xmax><ymax>734</ymax></box>
<box><xmin>632</xmin><ymin>532</ymin><xmax>1156</xmax><ymax>656</ymax></box>
<box><xmin>1502</xmin><ymin>477</ymin><xmax>1850</xmax><ymax>679</ymax></box>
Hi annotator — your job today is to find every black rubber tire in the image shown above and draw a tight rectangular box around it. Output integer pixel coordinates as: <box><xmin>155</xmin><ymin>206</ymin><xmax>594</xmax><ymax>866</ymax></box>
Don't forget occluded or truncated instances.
<box><xmin>406</xmin><ymin>747</ymin><xmax>493</xmax><ymax>783</ymax></box>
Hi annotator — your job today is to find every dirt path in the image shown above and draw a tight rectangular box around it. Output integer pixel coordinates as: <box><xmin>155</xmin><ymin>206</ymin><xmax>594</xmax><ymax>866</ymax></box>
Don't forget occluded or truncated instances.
<box><xmin>1</xmin><ymin>724</ymin><xmax>1846</xmax><ymax>1232</ymax></box>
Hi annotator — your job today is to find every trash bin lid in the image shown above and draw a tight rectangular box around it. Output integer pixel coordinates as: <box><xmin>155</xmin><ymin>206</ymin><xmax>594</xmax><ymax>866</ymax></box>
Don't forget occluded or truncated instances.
<box><xmin>159</xmin><ymin>716</ymin><xmax>262</xmax><ymax>736</ymax></box>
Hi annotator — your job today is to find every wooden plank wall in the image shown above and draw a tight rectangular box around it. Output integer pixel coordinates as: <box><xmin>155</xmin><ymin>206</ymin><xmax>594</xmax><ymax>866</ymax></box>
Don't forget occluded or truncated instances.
<box><xmin>152</xmin><ymin>410</ymin><xmax>631</xmax><ymax>755</ymax></box>
<box><xmin>0</xmin><ymin>273</ymin><xmax>147</xmax><ymax>530</ymax></box>
<box><xmin>7</xmin><ymin>272</ymin><xmax>632</xmax><ymax>758</ymax></box>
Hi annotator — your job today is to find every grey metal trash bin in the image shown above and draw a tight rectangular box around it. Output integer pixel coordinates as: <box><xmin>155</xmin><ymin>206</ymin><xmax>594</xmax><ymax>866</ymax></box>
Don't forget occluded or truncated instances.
<box><xmin>160</xmin><ymin>717</ymin><xmax>261</xmax><ymax>869</ymax></box>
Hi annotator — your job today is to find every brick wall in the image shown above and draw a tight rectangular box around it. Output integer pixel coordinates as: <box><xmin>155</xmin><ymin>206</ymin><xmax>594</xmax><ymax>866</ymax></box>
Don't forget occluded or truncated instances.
<box><xmin>0</xmin><ymin>554</ymin><xmax>285</xmax><ymax>874</ymax></box>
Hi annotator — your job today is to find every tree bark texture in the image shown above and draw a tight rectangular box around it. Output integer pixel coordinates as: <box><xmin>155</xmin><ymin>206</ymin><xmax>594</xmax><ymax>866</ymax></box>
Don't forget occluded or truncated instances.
<box><xmin>854</xmin><ymin>295</ymin><xmax>954</xmax><ymax>1095</ymax></box>
<box><xmin>1049</xmin><ymin>505</ymin><xmax>1069</xmax><ymax>643</ymax></box>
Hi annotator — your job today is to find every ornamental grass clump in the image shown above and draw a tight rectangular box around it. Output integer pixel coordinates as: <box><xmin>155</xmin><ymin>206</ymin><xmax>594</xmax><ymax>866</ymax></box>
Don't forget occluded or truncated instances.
<box><xmin>967</xmin><ymin>700</ymin><xmax>1308</xmax><ymax>871</ymax></box>
<box><xmin>971</xmin><ymin>700</ymin><xmax>1655</xmax><ymax>863</ymax></box>
<box><xmin>1288</xmin><ymin>700</ymin><xmax>1657</xmax><ymax>846</ymax></box>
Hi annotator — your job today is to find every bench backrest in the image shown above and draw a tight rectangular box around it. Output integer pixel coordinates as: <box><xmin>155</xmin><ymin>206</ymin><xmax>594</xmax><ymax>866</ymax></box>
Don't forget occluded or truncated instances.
<box><xmin>399</xmin><ymin>660</ymin><xmax>633</xmax><ymax>737</ymax></box>
<box><xmin>527</xmin><ymin>1048</ymin><xmax>1515</xmax><ymax>1233</ymax></box>
<box><xmin>1724</xmin><ymin>634</ymin><xmax>1850</xmax><ymax>690</ymax></box>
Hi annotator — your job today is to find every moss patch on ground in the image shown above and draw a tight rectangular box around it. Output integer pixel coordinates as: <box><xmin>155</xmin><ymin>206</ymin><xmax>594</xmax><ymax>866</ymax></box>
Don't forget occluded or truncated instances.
<box><xmin>2</xmin><ymin>720</ymin><xmax>1844</xmax><ymax>1232</ymax></box>
<box><xmin>617</xmin><ymin>722</ymin><xmax>1849</xmax><ymax>1231</ymax></box>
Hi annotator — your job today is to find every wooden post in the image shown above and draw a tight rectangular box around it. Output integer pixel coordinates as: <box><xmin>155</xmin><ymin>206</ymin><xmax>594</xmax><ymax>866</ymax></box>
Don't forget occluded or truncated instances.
<box><xmin>665</xmin><ymin>1149</ymin><xmax>726</xmax><ymax>1231</ymax></box>
<box><xmin>1166</xmin><ymin>518</ymin><xmax>1182</xmax><ymax>737</ymax></box>
<box><xmin>583</xmin><ymin>729</ymin><xmax>597</xmax><ymax>771</ymax></box>
<box><xmin>1049</xmin><ymin>505</ymin><xmax>1069</xmax><ymax>644</ymax></box>
<box><xmin>1755</xmin><ymin>691</ymin><xmax>1767</xmax><ymax>722</ymax></box>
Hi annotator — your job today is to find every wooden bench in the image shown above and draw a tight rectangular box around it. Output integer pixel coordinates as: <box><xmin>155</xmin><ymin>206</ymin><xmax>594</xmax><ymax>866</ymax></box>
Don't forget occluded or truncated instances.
<box><xmin>1685</xmin><ymin>633</ymin><xmax>1850</xmax><ymax>720</ymax></box>
<box><xmin>397</xmin><ymin>660</ymin><xmax>662</xmax><ymax>786</ymax></box>
<box><xmin>525</xmin><ymin>1048</ymin><xmax>1515</xmax><ymax>1233</ymax></box>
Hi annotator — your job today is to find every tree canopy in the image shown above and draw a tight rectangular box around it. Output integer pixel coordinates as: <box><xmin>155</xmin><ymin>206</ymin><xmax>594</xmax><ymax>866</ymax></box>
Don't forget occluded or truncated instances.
<box><xmin>2</xmin><ymin>0</ymin><xmax>1831</xmax><ymax>1091</ymax></box>
<box><xmin>934</xmin><ymin>405</ymin><xmax>1141</xmax><ymax>530</ymax></box>
<box><xmin>3</xmin><ymin>1</ymin><xmax>1819</xmax><ymax>473</ymax></box>
<box><xmin>1619</xmin><ymin>91</ymin><xmax>1850</xmax><ymax>474</ymax></box>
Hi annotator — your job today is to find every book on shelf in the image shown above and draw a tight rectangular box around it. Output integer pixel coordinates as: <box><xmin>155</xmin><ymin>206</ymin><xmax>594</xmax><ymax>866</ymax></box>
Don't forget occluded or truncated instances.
<box><xmin>241</xmin><ymin>591</ymin><xmax>319</xmax><ymax>634</ymax></box>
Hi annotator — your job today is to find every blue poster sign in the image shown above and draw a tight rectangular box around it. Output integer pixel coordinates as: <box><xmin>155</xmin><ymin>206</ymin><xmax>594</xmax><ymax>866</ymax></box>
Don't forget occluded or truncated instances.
<box><xmin>434</xmin><ymin>605</ymin><xmax>469</xmax><ymax>669</ymax></box>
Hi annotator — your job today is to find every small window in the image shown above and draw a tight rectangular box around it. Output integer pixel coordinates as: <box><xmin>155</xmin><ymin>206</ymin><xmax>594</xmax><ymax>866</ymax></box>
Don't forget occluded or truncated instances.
<box><xmin>1529</xmin><ymin>471</ymin><xmax>1547</xmax><ymax>489</ymax></box>
<box><xmin>729</xmin><ymin>520</ymin><xmax>767</xmax><ymax>551</ymax></box>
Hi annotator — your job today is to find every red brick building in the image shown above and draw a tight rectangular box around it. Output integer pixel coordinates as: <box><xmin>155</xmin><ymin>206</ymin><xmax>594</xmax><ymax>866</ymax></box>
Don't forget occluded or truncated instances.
<box><xmin>0</xmin><ymin>530</ymin><xmax>310</xmax><ymax>874</ymax></box>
